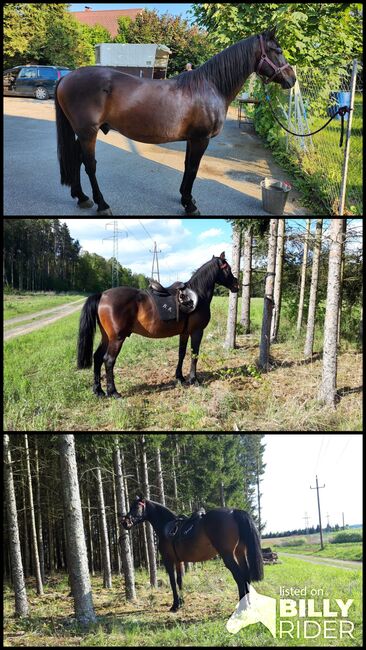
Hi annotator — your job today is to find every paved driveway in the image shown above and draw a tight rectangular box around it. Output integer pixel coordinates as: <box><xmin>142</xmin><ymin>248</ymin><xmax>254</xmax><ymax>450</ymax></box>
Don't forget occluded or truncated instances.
<box><xmin>4</xmin><ymin>96</ymin><xmax>309</xmax><ymax>216</ymax></box>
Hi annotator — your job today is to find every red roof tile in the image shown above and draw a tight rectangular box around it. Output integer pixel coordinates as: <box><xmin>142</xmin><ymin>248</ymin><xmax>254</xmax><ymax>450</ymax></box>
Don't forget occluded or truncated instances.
<box><xmin>71</xmin><ymin>8</ymin><xmax>143</xmax><ymax>38</ymax></box>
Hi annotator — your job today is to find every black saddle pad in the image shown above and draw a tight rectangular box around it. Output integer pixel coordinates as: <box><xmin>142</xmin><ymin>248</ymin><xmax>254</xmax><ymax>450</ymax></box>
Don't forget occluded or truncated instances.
<box><xmin>148</xmin><ymin>290</ymin><xmax>177</xmax><ymax>321</ymax></box>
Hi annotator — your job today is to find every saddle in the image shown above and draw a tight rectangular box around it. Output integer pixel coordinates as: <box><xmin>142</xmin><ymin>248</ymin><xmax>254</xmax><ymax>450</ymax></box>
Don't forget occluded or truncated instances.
<box><xmin>164</xmin><ymin>508</ymin><xmax>206</xmax><ymax>542</ymax></box>
<box><xmin>148</xmin><ymin>280</ymin><xmax>198</xmax><ymax>322</ymax></box>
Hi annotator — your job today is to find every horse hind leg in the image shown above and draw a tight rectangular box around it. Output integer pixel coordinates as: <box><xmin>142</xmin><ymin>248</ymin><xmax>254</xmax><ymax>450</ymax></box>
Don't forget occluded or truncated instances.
<box><xmin>71</xmin><ymin>139</ymin><xmax>93</xmax><ymax>208</ymax></box>
<box><xmin>221</xmin><ymin>551</ymin><xmax>249</xmax><ymax>602</ymax></box>
<box><xmin>93</xmin><ymin>334</ymin><xmax>108</xmax><ymax>397</ymax></box>
<box><xmin>104</xmin><ymin>339</ymin><xmax>124</xmax><ymax>398</ymax></box>
<box><xmin>78</xmin><ymin>132</ymin><xmax>112</xmax><ymax>215</ymax></box>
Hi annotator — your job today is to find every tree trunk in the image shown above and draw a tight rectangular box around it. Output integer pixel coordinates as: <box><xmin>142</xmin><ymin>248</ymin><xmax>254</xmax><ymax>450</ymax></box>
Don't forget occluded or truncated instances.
<box><xmin>140</xmin><ymin>436</ymin><xmax>158</xmax><ymax>588</ymax></box>
<box><xmin>58</xmin><ymin>435</ymin><xmax>96</xmax><ymax>624</ymax></box>
<box><xmin>259</xmin><ymin>219</ymin><xmax>278</xmax><ymax>370</ymax></box>
<box><xmin>225</xmin><ymin>226</ymin><xmax>241</xmax><ymax>349</ymax></box>
<box><xmin>241</xmin><ymin>227</ymin><xmax>253</xmax><ymax>333</ymax></box>
<box><xmin>297</xmin><ymin>219</ymin><xmax>311</xmax><ymax>333</ymax></box>
<box><xmin>24</xmin><ymin>434</ymin><xmax>43</xmax><ymax>595</ymax></box>
<box><xmin>304</xmin><ymin>219</ymin><xmax>323</xmax><ymax>359</ymax></box>
<box><xmin>271</xmin><ymin>218</ymin><xmax>286</xmax><ymax>343</ymax></box>
<box><xmin>319</xmin><ymin>219</ymin><xmax>345</xmax><ymax>407</ymax></box>
<box><xmin>4</xmin><ymin>435</ymin><xmax>29</xmax><ymax>617</ymax></box>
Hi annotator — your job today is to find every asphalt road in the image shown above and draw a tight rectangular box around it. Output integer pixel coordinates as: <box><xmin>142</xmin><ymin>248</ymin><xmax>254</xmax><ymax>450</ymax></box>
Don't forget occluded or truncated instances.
<box><xmin>4</xmin><ymin>96</ymin><xmax>309</xmax><ymax>216</ymax></box>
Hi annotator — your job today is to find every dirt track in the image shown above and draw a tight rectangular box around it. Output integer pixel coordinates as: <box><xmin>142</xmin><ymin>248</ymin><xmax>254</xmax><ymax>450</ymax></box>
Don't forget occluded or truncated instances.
<box><xmin>279</xmin><ymin>552</ymin><xmax>362</xmax><ymax>571</ymax></box>
<box><xmin>4</xmin><ymin>299</ymin><xmax>84</xmax><ymax>341</ymax></box>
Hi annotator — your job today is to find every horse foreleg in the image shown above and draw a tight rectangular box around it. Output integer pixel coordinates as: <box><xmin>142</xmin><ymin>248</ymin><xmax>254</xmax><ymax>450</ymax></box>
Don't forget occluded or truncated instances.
<box><xmin>179</xmin><ymin>137</ymin><xmax>209</xmax><ymax>215</ymax></box>
<box><xmin>78</xmin><ymin>133</ymin><xmax>112</xmax><ymax>215</ymax></box>
<box><xmin>188</xmin><ymin>328</ymin><xmax>204</xmax><ymax>385</ymax></box>
<box><xmin>176</xmin><ymin>333</ymin><xmax>189</xmax><ymax>384</ymax></box>
<box><xmin>165</xmin><ymin>562</ymin><xmax>180</xmax><ymax>612</ymax></box>
<box><xmin>103</xmin><ymin>338</ymin><xmax>124</xmax><ymax>398</ymax></box>
<box><xmin>176</xmin><ymin>562</ymin><xmax>185</xmax><ymax>605</ymax></box>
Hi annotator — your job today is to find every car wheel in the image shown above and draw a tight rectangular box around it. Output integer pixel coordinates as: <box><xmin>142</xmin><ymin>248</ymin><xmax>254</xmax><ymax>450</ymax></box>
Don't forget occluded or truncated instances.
<box><xmin>35</xmin><ymin>87</ymin><xmax>49</xmax><ymax>100</ymax></box>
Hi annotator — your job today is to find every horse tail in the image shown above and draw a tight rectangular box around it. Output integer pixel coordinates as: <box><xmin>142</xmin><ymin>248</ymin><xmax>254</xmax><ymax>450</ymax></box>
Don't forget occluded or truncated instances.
<box><xmin>77</xmin><ymin>294</ymin><xmax>102</xmax><ymax>369</ymax></box>
<box><xmin>55</xmin><ymin>79</ymin><xmax>78</xmax><ymax>187</ymax></box>
<box><xmin>234</xmin><ymin>510</ymin><xmax>264</xmax><ymax>581</ymax></box>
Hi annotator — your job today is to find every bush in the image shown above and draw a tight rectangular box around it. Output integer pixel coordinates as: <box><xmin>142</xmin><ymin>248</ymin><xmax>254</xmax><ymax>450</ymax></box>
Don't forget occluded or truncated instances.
<box><xmin>330</xmin><ymin>532</ymin><xmax>362</xmax><ymax>543</ymax></box>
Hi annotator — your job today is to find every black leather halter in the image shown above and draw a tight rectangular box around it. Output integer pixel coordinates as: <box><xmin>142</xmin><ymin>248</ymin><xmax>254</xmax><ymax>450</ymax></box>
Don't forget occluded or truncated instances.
<box><xmin>256</xmin><ymin>34</ymin><xmax>292</xmax><ymax>84</ymax></box>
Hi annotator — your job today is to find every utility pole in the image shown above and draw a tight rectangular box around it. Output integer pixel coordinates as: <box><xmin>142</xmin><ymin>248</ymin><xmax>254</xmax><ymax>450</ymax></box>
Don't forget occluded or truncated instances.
<box><xmin>311</xmin><ymin>475</ymin><xmax>325</xmax><ymax>549</ymax></box>
<box><xmin>256</xmin><ymin>455</ymin><xmax>261</xmax><ymax>538</ymax></box>
<box><xmin>150</xmin><ymin>241</ymin><xmax>161</xmax><ymax>282</ymax></box>
<box><xmin>103</xmin><ymin>221</ymin><xmax>126</xmax><ymax>287</ymax></box>
<box><xmin>342</xmin><ymin>512</ymin><xmax>345</xmax><ymax>530</ymax></box>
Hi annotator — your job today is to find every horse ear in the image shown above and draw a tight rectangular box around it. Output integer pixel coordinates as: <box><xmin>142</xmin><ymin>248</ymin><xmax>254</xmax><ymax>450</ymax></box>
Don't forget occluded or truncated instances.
<box><xmin>268</xmin><ymin>25</ymin><xmax>277</xmax><ymax>40</ymax></box>
<box><xmin>136</xmin><ymin>494</ymin><xmax>144</xmax><ymax>501</ymax></box>
<box><xmin>220</xmin><ymin>252</ymin><xmax>226</xmax><ymax>260</ymax></box>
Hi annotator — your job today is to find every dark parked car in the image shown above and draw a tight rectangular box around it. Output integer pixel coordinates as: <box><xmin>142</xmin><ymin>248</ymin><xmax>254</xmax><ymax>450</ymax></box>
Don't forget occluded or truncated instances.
<box><xmin>3</xmin><ymin>65</ymin><xmax>71</xmax><ymax>100</ymax></box>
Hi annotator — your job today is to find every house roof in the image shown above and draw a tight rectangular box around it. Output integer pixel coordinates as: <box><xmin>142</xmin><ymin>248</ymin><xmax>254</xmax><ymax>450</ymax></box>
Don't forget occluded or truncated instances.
<box><xmin>71</xmin><ymin>8</ymin><xmax>143</xmax><ymax>38</ymax></box>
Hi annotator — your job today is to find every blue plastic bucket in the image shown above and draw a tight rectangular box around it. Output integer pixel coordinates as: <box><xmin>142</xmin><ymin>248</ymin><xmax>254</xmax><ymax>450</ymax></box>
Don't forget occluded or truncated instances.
<box><xmin>328</xmin><ymin>91</ymin><xmax>351</xmax><ymax>121</ymax></box>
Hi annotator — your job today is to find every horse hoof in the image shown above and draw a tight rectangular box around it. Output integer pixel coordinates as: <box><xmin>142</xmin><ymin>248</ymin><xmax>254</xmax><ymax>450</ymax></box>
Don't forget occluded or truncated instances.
<box><xmin>175</xmin><ymin>377</ymin><xmax>186</xmax><ymax>387</ymax></box>
<box><xmin>97</xmin><ymin>208</ymin><xmax>113</xmax><ymax>215</ymax></box>
<box><xmin>78</xmin><ymin>198</ymin><xmax>94</xmax><ymax>209</ymax></box>
<box><xmin>107</xmin><ymin>391</ymin><xmax>122</xmax><ymax>399</ymax></box>
<box><xmin>93</xmin><ymin>389</ymin><xmax>106</xmax><ymax>398</ymax></box>
<box><xmin>170</xmin><ymin>605</ymin><xmax>179</xmax><ymax>613</ymax></box>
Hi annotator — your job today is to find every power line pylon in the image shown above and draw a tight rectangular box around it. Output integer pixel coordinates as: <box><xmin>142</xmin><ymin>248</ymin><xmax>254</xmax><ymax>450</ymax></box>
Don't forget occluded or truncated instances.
<box><xmin>150</xmin><ymin>241</ymin><xmax>161</xmax><ymax>282</ymax></box>
<box><xmin>103</xmin><ymin>221</ymin><xmax>126</xmax><ymax>287</ymax></box>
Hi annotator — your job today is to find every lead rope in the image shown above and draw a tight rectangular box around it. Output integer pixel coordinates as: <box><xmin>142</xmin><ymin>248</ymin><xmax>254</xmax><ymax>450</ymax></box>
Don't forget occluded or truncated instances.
<box><xmin>263</xmin><ymin>84</ymin><xmax>352</xmax><ymax>147</ymax></box>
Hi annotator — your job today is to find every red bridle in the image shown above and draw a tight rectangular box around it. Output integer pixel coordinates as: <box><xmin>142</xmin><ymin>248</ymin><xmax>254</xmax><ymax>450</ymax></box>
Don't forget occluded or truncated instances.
<box><xmin>256</xmin><ymin>34</ymin><xmax>292</xmax><ymax>85</ymax></box>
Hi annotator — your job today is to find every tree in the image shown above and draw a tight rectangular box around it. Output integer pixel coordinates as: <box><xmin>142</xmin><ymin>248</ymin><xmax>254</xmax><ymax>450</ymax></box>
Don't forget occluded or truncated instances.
<box><xmin>304</xmin><ymin>219</ymin><xmax>323</xmax><ymax>358</ymax></box>
<box><xmin>297</xmin><ymin>219</ymin><xmax>311</xmax><ymax>333</ymax></box>
<box><xmin>225</xmin><ymin>224</ymin><xmax>241</xmax><ymax>349</ymax></box>
<box><xmin>259</xmin><ymin>219</ymin><xmax>278</xmax><ymax>370</ymax></box>
<box><xmin>191</xmin><ymin>4</ymin><xmax>362</xmax><ymax>67</ymax></box>
<box><xmin>58</xmin><ymin>435</ymin><xmax>96</xmax><ymax>624</ymax></box>
<box><xmin>319</xmin><ymin>219</ymin><xmax>346</xmax><ymax>407</ymax></box>
<box><xmin>4</xmin><ymin>435</ymin><xmax>29</xmax><ymax>617</ymax></box>
<box><xmin>122</xmin><ymin>9</ymin><xmax>216</xmax><ymax>77</ymax></box>
<box><xmin>270</xmin><ymin>218</ymin><xmax>285</xmax><ymax>343</ymax></box>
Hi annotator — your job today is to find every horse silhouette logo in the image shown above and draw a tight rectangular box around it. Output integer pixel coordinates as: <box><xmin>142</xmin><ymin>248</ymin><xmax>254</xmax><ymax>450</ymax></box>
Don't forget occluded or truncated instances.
<box><xmin>226</xmin><ymin>584</ymin><xmax>277</xmax><ymax>637</ymax></box>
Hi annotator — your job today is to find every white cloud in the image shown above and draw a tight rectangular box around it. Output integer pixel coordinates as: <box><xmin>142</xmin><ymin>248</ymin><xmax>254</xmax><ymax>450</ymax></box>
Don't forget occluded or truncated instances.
<box><xmin>198</xmin><ymin>228</ymin><xmax>222</xmax><ymax>240</ymax></box>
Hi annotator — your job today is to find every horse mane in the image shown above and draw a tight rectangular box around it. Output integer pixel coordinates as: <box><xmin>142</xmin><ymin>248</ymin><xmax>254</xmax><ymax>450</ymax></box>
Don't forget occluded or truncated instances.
<box><xmin>188</xmin><ymin>258</ymin><xmax>219</xmax><ymax>298</ymax></box>
<box><xmin>174</xmin><ymin>34</ymin><xmax>257</xmax><ymax>98</ymax></box>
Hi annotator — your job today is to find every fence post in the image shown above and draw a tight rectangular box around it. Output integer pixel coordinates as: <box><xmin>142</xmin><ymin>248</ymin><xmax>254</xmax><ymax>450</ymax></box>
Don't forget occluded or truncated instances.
<box><xmin>338</xmin><ymin>59</ymin><xmax>358</xmax><ymax>215</ymax></box>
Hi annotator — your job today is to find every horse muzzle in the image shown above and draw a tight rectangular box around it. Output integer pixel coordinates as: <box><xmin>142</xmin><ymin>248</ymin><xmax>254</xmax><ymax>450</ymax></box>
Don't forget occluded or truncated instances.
<box><xmin>122</xmin><ymin>516</ymin><xmax>133</xmax><ymax>530</ymax></box>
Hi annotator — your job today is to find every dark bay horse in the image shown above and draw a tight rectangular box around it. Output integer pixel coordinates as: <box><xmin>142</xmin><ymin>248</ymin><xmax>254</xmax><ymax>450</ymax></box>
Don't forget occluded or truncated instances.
<box><xmin>122</xmin><ymin>497</ymin><xmax>264</xmax><ymax>612</ymax></box>
<box><xmin>77</xmin><ymin>252</ymin><xmax>238</xmax><ymax>398</ymax></box>
<box><xmin>55</xmin><ymin>28</ymin><xmax>295</xmax><ymax>216</ymax></box>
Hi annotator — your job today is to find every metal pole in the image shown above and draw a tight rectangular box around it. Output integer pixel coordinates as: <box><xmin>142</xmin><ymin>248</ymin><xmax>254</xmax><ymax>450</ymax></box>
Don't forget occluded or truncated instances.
<box><xmin>338</xmin><ymin>59</ymin><xmax>358</xmax><ymax>215</ymax></box>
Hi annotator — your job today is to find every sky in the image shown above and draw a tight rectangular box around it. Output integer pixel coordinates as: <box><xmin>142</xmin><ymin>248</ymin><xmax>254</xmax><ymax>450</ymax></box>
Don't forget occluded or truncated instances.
<box><xmin>61</xmin><ymin>218</ymin><xmax>362</xmax><ymax>285</ymax></box>
<box><xmin>69</xmin><ymin>3</ymin><xmax>194</xmax><ymax>21</ymax></box>
<box><xmin>261</xmin><ymin>434</ymin><xmax>363</xmax><ymax>534</ymax></box>
<box><xmin>62</xmin><ymin>218</ymin><xmax>236</xmax><ymax>284</ymax></box>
